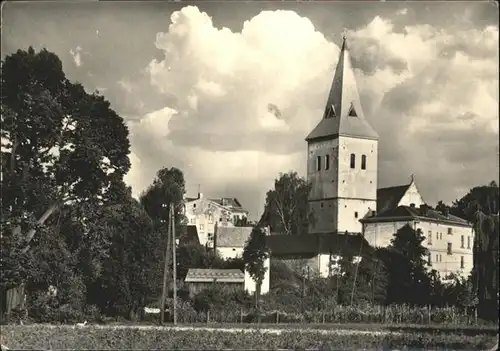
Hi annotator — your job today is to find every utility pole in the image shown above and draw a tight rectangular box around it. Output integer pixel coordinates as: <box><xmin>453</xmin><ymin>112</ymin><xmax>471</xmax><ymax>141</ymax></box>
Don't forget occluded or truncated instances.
<box><xmin>171</xmin><ymin>204</ymin><xmax>178</xmax><ymax>325</ymax></box>
<box><xmin>160</xmin><ymin>204</ymin><xmax>172</xmax><ymax>326</ymax></box>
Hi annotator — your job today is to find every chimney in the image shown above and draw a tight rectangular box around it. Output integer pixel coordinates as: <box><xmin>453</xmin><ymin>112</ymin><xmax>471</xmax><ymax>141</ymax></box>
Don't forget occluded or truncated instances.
<box><xmin>198</xmin><ymin>192</ymin><xmax>203</xmax><ymax>199</ymax></box>
<box><xmin>443</xmin><ymin>208</ymin><xmax>450</xmax><ymax>218</ymax></box>
<box><xmin>420</xmin><ymin>204</ymin><xmax>428</xmax><ymax>216</ymax></box>
<box><xmin>410</xmin><ymin>203</ymin><xmax>415</xmax><ymax>209</ymax></box>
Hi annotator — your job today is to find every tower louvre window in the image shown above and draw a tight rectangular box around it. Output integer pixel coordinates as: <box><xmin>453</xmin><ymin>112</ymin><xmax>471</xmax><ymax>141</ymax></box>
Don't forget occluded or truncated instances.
<box><xmin>325</xmin><ymin>104</ymin><xmax>336</xmax><ymax>119</ymax></box>
<box><xmin>361</xmin><ymin>155</ymin><xmax>367</xmax><ymax>170</ymax></box>
<box><xmin>348</xmin><ymin>103</ymin><xmax>358</xmax><ymax>117</ymax></box>
<box><xmin>350</xmin><ymin>153</ymin><xmax>356</xmax><ymax>169</ymax></box>
<box><xmin>316</xmin><ymin>156</ymin><xmax>321</xmax><ymax>171</ymax></box>
<box><xmin>325</xmin><ymin>155</ymin><xmax>330</xmax><ymax>170</ymax></box>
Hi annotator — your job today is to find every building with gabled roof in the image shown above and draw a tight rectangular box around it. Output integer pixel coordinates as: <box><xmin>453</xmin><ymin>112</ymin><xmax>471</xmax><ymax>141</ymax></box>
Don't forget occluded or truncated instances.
<box><xmin>299</xmin><ymin>35</ymin><xmax>473</xmax><ymax>279</ymax></box>
<box><xmin>184</xmin><ymin>192</ymin><xmax>249</xmax><ymax>247</ymax></box>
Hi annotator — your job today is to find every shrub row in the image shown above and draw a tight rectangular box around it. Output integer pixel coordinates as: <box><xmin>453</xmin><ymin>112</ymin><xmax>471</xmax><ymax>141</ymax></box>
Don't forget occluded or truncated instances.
<box><xmin>145</xmin><ymin>303</ymin><xmax>483</xmax><ymax>326</ymax></box>
<box><xmin>1</xmin><ymin>325</ymin><xmax>497</xmax><ymax>350</ymax></box>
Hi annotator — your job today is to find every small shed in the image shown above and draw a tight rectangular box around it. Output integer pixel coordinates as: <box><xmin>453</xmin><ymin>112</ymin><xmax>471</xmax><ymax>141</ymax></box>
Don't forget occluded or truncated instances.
<box><xmin>184</xmin><ymin>268</ymin><xmax>245</xmax><ymax>297</ymax></box>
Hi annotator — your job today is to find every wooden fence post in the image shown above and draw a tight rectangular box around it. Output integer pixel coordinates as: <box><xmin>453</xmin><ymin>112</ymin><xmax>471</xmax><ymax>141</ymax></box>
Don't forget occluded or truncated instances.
<box><xmin>207</xmin><ymin>310</ymin><xmax>210</xmax><ymax>324</ymax></box>
<box><xmin>276</xmin><ymin>311</ymin><xmax>279</xmax><ymax>324</ymax></box>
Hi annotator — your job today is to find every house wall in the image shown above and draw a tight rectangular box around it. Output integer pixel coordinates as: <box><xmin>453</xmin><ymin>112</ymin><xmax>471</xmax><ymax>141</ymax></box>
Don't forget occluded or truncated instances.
<box><xmin>187</xmin><ymin>281</ymin><xmax>244</xmax><ymax>297</ymax></box>
<box><xmin>244</xmin><ymin>257</ymin><xmax>270</xmax><ymax>295</ymax></box>
<box><xmin>416</xmin><ymin>220</ymin><xmax>474</xmax><ymax>279</ymax></box>
<box><xmin>363</xmin><ymin>220</ymin><xmax>474</xmax><ymax>279</ymax></box>
<box><xmin>307</xmin><ymin>136</ymin><xmax>377</xmax><ymax>234</ymax></box>
<box><xmin>217</xmin><ymin>247</ymin><xmax>242</xmax><ymax>260</ymax></box>
<box><xmin>398</xmin><ymin>182</ymin><xmax>425</xmax><ymax>207</ymax></box>
<box><xmin>184</xmin><ymin>198</ymin><xmax>235</xmax><ymax>246</ymax></box>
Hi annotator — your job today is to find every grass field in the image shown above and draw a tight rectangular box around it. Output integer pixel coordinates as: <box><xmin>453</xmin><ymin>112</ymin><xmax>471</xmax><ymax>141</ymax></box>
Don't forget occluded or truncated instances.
<box><xmin>1</xmin><ymin>324</ymin><xmax>498</xmax><ymax>350</ymax></box>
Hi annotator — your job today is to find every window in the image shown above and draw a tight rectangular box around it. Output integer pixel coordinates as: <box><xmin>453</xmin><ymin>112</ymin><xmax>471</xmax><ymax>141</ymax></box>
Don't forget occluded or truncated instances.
<box><xmin>325</xmin><ymin>155</ymin><xmax>330</xmax><ymax>170</ymax></box>
<box><xmin>447</xmin><ymin>242</ymin><xmax>452</xmax><ymax>255</ymax></box>
<box><xmin>325</xmin><ymin>104</ymin><xmax>336</xmax><ymax>119</ymax></box>
<box><xmin>439</xmin><ymin>233</ymin><xmax>443</xmax><ymax>240</ymax></box>
<box><xmin>354</xmin><ymin>211</ymin><xmax>358</xmax><ymax>218</ymax></box>
<box><xmin>436</xmin><ymin>232</ymin><xmax>439</xmax><ymax>240</ymax></box>
<box><xmin>427</xmin><ymin>254</ymin><xmax>431</xmax><ymax>265</ymax></box>
<box><xmin>348</xmin><ymin>103</ymin><xmax>357</xmax><ymax>117</ymax></box>
<box><xmin>461</xmin><ymin>235</ymin><xmax>464</xmax><ymax>248</ymax></box>
<box><xmin>447</xmin><ymin>227</ymin><xmax>453</xmax><ymax>235</ymax></box>
<box><xmin>467</xmin><ymin>236</ymin><xmax>471</xmax><ymax>249</ymax></box>
<box><xmin>460</xmin><ymin>256</ymin><xmax>464</xmax><ymax>269</ymax></box>
<box><xmin>436</xmin><ymin>254</ymin><xmax>439</xmax><ymax>262</ymax></box>
<box><xmin>361</xmin><ymin>155</ymin><xmax>367</xmax><ymax>170</ymax></box>
<box><xmin>190</xmin><ymin>218</ymin><xmax>195</xmax><ymax>224</ymax></box>
<box><xmin>320</xmin><ymin>202</ymin><xmax>324</xmax><ymax>209</ymax></box>
<box><xmin>199</xmin><ymin>224</ymin><xmax>204</xmax><ymax>233</ymax></box>
<box><xmin>428</xmin><ymin>231</ymin><xmax>432</xmax><ymax>245</ymax></box>
<box><xmin>208</xmin><ymin>214</ymin><xmax>213</xmax><ymax>224</ymax></box>
<box><xmin>350</xmin><ymin>153</ymin><xmax>356</xmax><ymax>169</ymax></box>
<box><xmin>219</xmin><ymin>217</ymin><xmax>222</xmax><ymax>222</ymax></box>
<box><xmin>316</xmin><ymin>156</ymin><xmax>321</xmax><ymax>171</ymax></box>
<box><xmin>193</xmin><ymin>203</ymin><xmax>196</xmax><ymax>208</ymax></box>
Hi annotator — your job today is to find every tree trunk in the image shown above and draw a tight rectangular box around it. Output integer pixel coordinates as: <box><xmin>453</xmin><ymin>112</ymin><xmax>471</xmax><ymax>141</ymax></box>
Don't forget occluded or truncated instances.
<box><xmin>21</xmin><ymin>202</ymin><xmax>59</xmax><ymax>253</ymax></box>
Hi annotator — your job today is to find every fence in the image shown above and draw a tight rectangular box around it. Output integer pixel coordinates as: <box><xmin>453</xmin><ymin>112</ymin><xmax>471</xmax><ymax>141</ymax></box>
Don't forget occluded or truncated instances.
<box><xmin>146</xmin><ymin>304</ymin><xmax>481</xmax><ymax>326</ymax></box>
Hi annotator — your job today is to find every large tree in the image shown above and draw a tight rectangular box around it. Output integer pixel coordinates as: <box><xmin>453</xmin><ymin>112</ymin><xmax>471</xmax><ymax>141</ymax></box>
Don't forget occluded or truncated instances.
<box><xmin>1</xmin><ymin>47</ymin><xmax>131</xmax><ymax>255</ymax></box>
<box><xmin>378</xmin><ymin>225</ymin><xmax>431</xmax><ymax>306</ymax></box>
<box><xmin>243</xmin><ymin>226</ymin><xmax>270</xmax><ymax>311</ymax></box>
<box><xmin>262</xmin><ymin>171</ymin><xmax>313</xmax><ymax>235</ymax></box>
<box><xmin>139</xmin><ymin>167</ymin><xmax>186</xmax><ymax>231</ymax></box>
<box><xmin>451</xmin><ymin>182</ymin><xmax>499</xmax><ymax>321</ymax></box>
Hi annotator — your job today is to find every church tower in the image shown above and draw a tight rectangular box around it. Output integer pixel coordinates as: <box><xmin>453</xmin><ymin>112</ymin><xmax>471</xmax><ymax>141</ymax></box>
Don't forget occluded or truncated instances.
<box><xmin>306</xmin><ymin>37</ymin><xmax>378</xmax><ymax>235</ymax></box>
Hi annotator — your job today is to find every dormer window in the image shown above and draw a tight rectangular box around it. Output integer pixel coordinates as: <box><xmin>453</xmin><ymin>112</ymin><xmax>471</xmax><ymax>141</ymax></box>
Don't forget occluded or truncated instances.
<box><xmin>348</xmin><ymin>103</ymin><xmax>357</xmax><ymax>117</ymax></box>
<box><xmin>325</xmin><ymin>104</ymin><xmax>336</xmax><ymax>119</ymax></box>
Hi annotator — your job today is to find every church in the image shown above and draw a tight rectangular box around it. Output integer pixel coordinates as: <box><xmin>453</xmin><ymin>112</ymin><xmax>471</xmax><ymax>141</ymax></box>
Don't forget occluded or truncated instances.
<box><xmin>267</xmin><ymin>37</ymin><xmax>474</xmax><ymax>280</ymax></box>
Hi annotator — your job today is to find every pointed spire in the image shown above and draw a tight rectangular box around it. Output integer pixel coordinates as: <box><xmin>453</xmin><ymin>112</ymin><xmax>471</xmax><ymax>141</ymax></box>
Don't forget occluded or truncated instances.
<box><xmin>306</xmin><ymin>35</ymin><xmax>378</xmax><ymax>141</ymax></box>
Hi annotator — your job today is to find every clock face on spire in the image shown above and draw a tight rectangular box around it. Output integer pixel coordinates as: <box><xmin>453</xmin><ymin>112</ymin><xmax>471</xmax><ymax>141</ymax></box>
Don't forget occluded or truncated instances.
<box><xmin>306</xmin><ymin>36</ymin><xmax>378</xmax><ymax>142</ymax></box>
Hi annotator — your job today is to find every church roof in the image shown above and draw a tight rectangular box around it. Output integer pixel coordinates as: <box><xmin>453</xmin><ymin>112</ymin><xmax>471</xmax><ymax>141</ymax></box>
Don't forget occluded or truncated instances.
<box><xmin>215</xmin><ymin>226</ymin><xmax>254</xmax><ymax>247</ymax></box>
<box><xmin>266</xmin><ymin>232</ymin><xmax>373</xmax><ymax>258</ymax></box>
<box><xmin>376</xmin><ymin>183</ymin><xmax>412</xmax><ymax>213</ymax></box>
<box><xmin>306</xmin><ymin>37</ymin><xmax>379</xmax><ymax>142</ymax></box>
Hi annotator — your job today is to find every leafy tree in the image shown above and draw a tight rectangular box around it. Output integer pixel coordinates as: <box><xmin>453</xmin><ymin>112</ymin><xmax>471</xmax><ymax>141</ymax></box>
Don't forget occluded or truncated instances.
<box><xmin>1</xmin><ymin>47</ymin><xmax>130</xmax><ymax>255</ymax></box>
<box><xmin>378</xmin><ymin>225</ymin><xmax>431</xmax><ymax>306</ymax></box>
<box><xmin>243</xmin><ymin>226</ymin><xmax>270</xmax><ymax>310</ymax></box>
<box><xmin>452</xmin><ymin>182</ymin><xmax>499</xmax><ymax>321</ymax></box>
<box><xmin>435</xmin><ymin>200</ymin><xmax>449</xmax><ymax>213</ymax></box>
<box><xmin>333</xmin><ymin>253</ymin><xmax>388</xmax><ymax>306</ymax></box>
<box><xmin>140</xmin><ymin>167</ymin><xmax>186</xmax><ymax>235</ymax></box>
<box><xmin>87</xmin><ymin>198</ymin><xmax>161</xmax><ymax>320</ymax></box>
<box><xmin>262</xmin><ymin>172</ymin><xmax>313</xmax><ymax>235</ymax></box>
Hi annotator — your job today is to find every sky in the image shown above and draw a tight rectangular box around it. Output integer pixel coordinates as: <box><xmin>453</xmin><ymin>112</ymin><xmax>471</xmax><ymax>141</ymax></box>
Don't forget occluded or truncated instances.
<box><xmin>2</xmin><ymin>1</ymin><xmax>499</xmax><ymax>220</ymax></box>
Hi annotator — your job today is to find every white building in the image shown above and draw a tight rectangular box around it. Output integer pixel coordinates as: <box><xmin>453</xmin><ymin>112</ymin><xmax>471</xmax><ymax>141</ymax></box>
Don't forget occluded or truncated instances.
<box><xmin>214</xmin><ymin>225</ymin><xmax>270</xmax><ymax>294</ymax></box>
<box><xmin>284</xmin><ymin>36</ymin><xmax>474</xmax><ymax>280</ymax></box>
<box><xmin>184</xmin><ymin>193</ymin><xmax>249</xmax><ymax>247</ymax></box>
<box><xmin>360</xmin><ymin>179</ymin><xmax>474</xmax><ymax>279</ymax></box>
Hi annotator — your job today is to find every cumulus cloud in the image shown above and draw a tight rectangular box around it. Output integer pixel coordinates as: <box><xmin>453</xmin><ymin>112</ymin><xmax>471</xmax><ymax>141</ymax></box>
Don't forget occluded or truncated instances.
<box><xmin>69</xmin><ymin>46</ymin><xmax>83</xmax><ymax>67</ymax></box>
<box><xmin>126</xmin><ymin>6</ymin><xmax>498</xmax><ymax>218</ymax></box>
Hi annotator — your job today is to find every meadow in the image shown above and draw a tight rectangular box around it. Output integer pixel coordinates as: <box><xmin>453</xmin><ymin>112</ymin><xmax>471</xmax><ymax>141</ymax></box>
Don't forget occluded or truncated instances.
<box><xmin>1</xmin><ymin>324</ymin><xmax>498</xmax><ymax>350</ymax></box>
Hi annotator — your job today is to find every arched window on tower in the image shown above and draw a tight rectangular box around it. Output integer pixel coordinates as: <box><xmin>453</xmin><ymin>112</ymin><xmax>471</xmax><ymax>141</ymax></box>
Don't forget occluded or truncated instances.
<box><xmin>325</xmin><ymin>155</ymin><xmax>330</xmax><ymax>170</ymax></box>
<box><xmin>361</xmin><ymin>155</ymin><xmax>367</xmax><ymax>170</ymax></box>
<box><xmin>350</xmin><ymin>153</ymin><xmax>356</xmax><ymax>169</ymax></box>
